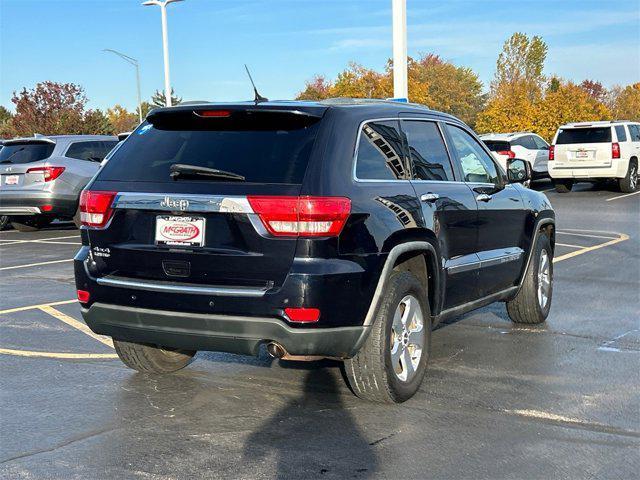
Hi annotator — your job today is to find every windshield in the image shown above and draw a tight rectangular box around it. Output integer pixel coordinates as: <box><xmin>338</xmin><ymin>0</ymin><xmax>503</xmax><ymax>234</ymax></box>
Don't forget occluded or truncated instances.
<box><xmin>0</xmin><ymin>142</ymin><xmax>55</xmax><ymax>164</ymax></box>
<box><xmin>99</xmin><ymin>116</ymin><xmax>321</xmax><ymax>184</ymax></box>
<box><xmin>556</xmin><ymin>127</ymin><xmax>612</xmax><ymax>144</ymax></box>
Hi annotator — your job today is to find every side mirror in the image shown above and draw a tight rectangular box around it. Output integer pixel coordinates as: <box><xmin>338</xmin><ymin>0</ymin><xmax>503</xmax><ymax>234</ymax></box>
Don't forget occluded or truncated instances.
<box><xmin>507</xmin><ymin>158</ymin><xmax>532</xmax><ymax>184</ymax></box>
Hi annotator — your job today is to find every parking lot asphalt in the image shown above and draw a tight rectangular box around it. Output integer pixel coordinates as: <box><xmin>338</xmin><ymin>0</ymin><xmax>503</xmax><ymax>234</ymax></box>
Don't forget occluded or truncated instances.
<box><xmin>1</xmin><ymin>181</ymin><xmax>638</xmax><ymax>479</ymax></box>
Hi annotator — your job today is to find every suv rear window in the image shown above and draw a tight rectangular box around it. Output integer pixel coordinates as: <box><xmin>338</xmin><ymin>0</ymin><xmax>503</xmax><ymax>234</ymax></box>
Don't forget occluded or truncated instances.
<box><xmin>556</xmin><ymin>127</ymin><xmax>612</xmax><ymax>144</ymax></box>
<box><xmin>482</xmin><ymin>140</ymin><xmax>511</xmax><ymax>152</ymax></box>
<box><xmin>0</xmin><ymin>142</ymin><xmax>55</xmax><ymax>164</ymax></box>
<box><xmin>99</xmin><ymin>112</ymin><xmax>321</xmax><ymax>184</ymax></box>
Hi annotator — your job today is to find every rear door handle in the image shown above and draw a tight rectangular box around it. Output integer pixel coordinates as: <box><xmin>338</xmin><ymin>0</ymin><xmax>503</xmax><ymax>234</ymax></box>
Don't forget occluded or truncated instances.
<box><xmin>476</xmin><ymin>193</ymin><xmax>492</xmax><ymax>202</ymax></box>
<box><xmin>420</xmin><ymin>193</ymin><xmax>440</xmax><ymax>202</ymax></box>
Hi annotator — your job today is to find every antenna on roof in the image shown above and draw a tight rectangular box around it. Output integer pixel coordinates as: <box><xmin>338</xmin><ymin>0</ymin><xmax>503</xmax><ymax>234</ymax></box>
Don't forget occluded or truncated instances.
<box><xmin>244</xmin><ymin>65</ymin><xmax>268</xmax><ymax>104</ymax></box>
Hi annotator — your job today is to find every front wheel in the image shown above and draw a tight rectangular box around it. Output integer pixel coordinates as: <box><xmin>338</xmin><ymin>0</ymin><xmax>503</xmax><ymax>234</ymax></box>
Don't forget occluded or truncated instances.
<box><xmin>113</xmin><ymin>339</ymin><xmax>196</xmax><ymax>373</ymax></box>
<box><xmin>506</xmin><ymin>233</ymin><xmax>553</xmax><ymax>324</ymax></box>
<box><xmin>618</xmin><ymin>159</ymin><xmax>638</xmax><ymax>193</ymax></box>
<box><xmin>345</xmin><ymin>271</ymin><xmax>431</xmax><ymax>403</ymax></box>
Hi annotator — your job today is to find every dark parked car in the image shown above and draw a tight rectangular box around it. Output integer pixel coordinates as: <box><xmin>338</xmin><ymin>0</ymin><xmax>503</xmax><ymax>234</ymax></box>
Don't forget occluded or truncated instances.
<box><xmin>74</xmin><ymin>100</ymin><xmax>555</xmax><ymax>403</ymax></box>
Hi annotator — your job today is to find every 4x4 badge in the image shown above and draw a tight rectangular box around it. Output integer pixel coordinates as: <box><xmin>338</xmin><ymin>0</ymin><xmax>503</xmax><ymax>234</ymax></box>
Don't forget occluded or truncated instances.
<box><xmin>160</xmin><ymin>196</ymin><xmax>189</xmax><ymax>211</ymax></box>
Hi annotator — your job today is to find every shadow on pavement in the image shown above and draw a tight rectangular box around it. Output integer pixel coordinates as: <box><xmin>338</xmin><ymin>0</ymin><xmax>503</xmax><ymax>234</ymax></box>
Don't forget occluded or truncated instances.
<box><xmin>242</xmin><ymin>366</ymin><xmax>377</xmax><ymax>479</ymax></box>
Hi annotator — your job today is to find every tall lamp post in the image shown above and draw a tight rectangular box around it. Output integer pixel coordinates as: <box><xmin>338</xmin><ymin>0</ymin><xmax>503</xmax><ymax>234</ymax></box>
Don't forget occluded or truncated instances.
<box><xmin>142</xmin><ymin>0</ymin><xmax>184</xmax><ymax>107</ymax></box>
<box><xmin>392</xmin><ymin>0</ymin><xmax>408</xmax><ymax>99</ymax></box>
<box><xmin>103</xmin><ymin>49</ymin><xmax>143</xmax><ymax>123</ymax></box>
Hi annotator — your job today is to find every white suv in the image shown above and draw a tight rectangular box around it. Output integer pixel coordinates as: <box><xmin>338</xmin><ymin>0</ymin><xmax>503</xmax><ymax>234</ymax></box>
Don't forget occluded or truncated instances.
<box><xmin>480</xmin><ymin>132</ymin><xmax>550</xmax><ymax>179</ymax></box>
<box><xmin>549</xmin><ymin>121</ymin><xmax>640</xmax><ymax>193</ymax></box>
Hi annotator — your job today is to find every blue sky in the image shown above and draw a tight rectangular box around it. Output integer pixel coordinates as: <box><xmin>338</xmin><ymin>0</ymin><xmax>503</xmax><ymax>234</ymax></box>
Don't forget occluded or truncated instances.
<box><xmin>1</xmin><ymin>0</ymin><xmax>639</xmax><ymax>112</ymax></box>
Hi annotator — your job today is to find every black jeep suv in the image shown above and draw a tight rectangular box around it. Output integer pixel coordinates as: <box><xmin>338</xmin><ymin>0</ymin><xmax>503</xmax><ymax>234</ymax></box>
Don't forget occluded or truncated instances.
<box><xmin>74</xmin><ymin>99</ymin><xmax>555</xmax><ymax>403</ymax></box>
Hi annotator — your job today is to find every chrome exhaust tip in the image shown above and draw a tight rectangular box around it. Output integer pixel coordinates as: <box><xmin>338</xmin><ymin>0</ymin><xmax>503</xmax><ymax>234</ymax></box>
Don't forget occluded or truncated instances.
<box><xmin>266</xmin><ymin>342</ymin><xmax>286</xmax><ymax>358</ymax></box>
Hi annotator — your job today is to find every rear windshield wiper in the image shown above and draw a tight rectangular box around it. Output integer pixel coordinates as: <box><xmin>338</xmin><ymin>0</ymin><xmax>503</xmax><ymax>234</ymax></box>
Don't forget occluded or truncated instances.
<box><xmin>169</xmin><ymin>163</ymin><xmax>245</xmax><ymax>182</ymax></box>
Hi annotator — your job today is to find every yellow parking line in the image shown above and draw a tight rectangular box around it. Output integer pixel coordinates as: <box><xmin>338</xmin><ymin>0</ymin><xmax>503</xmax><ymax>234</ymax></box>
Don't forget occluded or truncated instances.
<box><xmin>554</xmin><ymin>233</ymin><xmax>629</xmax><ymax>263</ymax></box>
<box><xmin>0</xmin><ymin>348</ymin><xmax>117</xmax><ymax>359</ymax></box>
<box><xmin>556</xmin><ymin>231</ymin><xmax>618</xmax><ymax>240</ymax></box>
<box><xmin>38</xmin><ymin>305</ymin><xmax>114</xmax><ymax>348</ymax></box>
<box><xmin>0</xmin><ymin>259</ymin><xmax>72</xmax><ymax>271</ymax></box>
<box><xmin>0</xmin><ymin>299</ymin><xmax>77</xmax><ymax>315</ymax></box>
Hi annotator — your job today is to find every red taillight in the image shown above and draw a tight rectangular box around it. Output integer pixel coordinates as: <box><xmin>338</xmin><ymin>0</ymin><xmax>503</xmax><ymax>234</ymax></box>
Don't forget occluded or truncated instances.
<box><xmin>247</xmin><ymin>196</ymin><xmax>351</xmax><ymax>237</ymax></box>
<box><xmin>41</xmin><ymin>204</ymin><xmax>53</xmax><ymax>212</ymax></box>
<box><xmin>497</xmin><ymin>150</ymin><xmax>516</xmax><ymax>158</ymax></box>
<box><xmin>77</xmin><ymin>289</ymin><xmax>90</xmax><ymax>303</ymax></box>
<box><xmin>612</xmin><ymin>142</ymin><xmax>620</xmax><ymax>159</ymax></box>
<box><xmin>26</xmin><ymin>166</ymin><xmax>65</xmax><ymax>182</ymax></box>
<box><xmin>197</xmin><ymin>110</ymin><xmax>231</xmax><ymax>117</ymax></box>
<box><xmin>549</xmin><ymin>145</ymin><xmax>555</xmax><ymax>161</ymax></box>
<box><xmin>79</xmin><ymin>190</ymin><xmax>117</xmax><ymax>228</ymax></box>
<box><xmin>284</xmin><ymin>307</ymin><xmax>320</xmax><ymax>323</ymax></box>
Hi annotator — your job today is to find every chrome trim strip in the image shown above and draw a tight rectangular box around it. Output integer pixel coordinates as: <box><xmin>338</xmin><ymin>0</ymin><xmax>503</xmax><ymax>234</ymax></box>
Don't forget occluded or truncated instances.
<box><xmin>446</xmin><ymin>260</ymin><xmax>481</xmax><ymax>274</ymax></box>
<box><xmin>445</xmin><ymin>247</ymin><xmax>524</xmax><ymax>274</ymax></box>
<box><xmin>95</xmin><ymin>275</ymin><xmax>268</xmax><ymax>297</ymax></box>
<box><xmin>112</xmin><ymin>193</ymin><xmax>254</xmax><ymax>214</ymax></box>
<box><xmin>0</xmin><ymin>206</ymin><xmax>41</xmax><ymax>215</ymax></box>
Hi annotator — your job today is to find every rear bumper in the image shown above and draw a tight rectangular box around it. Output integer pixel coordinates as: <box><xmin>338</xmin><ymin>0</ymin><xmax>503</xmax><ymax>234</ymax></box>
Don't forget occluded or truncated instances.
<box><xmin>81</xmin><ymin>302</ymin><xmax>367</xmax><ymax>358</ymax></box>
<box><xmin>0</xmin><ymin>190</ymin><xmax>77</xmax><ymax>216</ymax></box>
<box><xmin>549</xmin><ymin>159</ymin><xmax>628</xmax><ymax>179</ymax></box>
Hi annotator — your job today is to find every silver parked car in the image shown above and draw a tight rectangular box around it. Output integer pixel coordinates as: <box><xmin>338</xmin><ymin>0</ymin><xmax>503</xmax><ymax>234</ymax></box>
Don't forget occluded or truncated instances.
<box><xmin>0</xmin><ymin>135</ymin><xmax>118</xmax><ymax>231</ymax></box>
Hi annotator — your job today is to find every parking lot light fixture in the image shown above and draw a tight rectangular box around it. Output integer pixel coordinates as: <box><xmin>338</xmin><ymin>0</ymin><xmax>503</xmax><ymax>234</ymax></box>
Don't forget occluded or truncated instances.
<box><xmin>102</xmin><ymin>49</ymin><xmax>143</xmax><ymax>123</ymax></box>
<box><xmin>142</xmin><ymin>0</ymin><xmax>184</xmax><ymax>107</ymax></box>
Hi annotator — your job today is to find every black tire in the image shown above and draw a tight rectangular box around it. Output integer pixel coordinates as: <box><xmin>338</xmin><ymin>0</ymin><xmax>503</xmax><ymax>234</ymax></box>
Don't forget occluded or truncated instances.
<box><xmin>506</xmin><ymin>233</ymin><xmax>553</xmax><ymax>324</ymax></box>
<box><xmin>0</xmin><ymin>215</ymin><xmax>10</xmax><ymax>231</ymax></box>
<box><xmin>344</xmin><ymin>271</ymin><xmax>431</xmax><ymax>403</ymax></box>
<box><xmin>618</xmin><ymin>159</ymin><xmax>638</xmax><ymax>193</ymax></box>
<box><xmin>10</xmin><ymin>216</ymin><xmax>53</xmax><ymax>232</ymax></box>
<box><xmin>554</xmin><ymin>179</ymin><xmax>574</xmax><ymax>193</ymax></box>
<box><xmin>113</xmin><ymin>339</ymin><xmax>196</xmax><ymax>373</ymax></box>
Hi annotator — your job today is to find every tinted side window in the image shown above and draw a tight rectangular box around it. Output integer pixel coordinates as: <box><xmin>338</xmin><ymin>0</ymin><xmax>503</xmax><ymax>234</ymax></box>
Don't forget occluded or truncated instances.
<box><xmin>402</xmin><ymin>120</ymin><xmax>453</xmax><ymax>181</ymax></box>
<box><xmin>532</xmin><ymin>136</ymin><xmax>549</xmax><ymax>149</ymax></box>
<box><xmin>66</xmin><ymin>141</ymin><xmax>117</xmax><ymax>162</ymax></box>
<box><xmin>355</xmin><ymin>120</ymin><xmax>407</xmax><ymax>180</ymax></box>
<box><xmin>629</xmin><ymin>125</ymin><xmax>640</xmax><ymax>142</ymax></box>
<box><xmin>514</xmin><ymin>136</ymin><xmax>537</xmax><ymax>149</ymax></box>
<box><xmin>447</xmin><ymin>125</ymin><xmax>500</xmax><ymax>184</ymax></box>
<box><xmin>615</xmin><ymin>125</ymin><xmax>627</xmax><ymax>142</ymax></box>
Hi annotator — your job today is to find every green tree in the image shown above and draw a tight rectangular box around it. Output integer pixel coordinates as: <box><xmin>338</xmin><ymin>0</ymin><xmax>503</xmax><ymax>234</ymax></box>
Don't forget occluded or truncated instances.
<box><xmin>83</xmin><ymin>109</ymin><xmax>113</xmax><ymax>135</ymax></box>
<box><xmin>151</xmin><ymin>88</ymin><xmax>181</xmax><ymax>107</ymax></box>
<box><xmin>0</xmin><ymin>106</ymin><xmax>14</xmax><ymax>138</ymax></box>
<box><xmin>137</xmin><ymin>101</ymin><xmax>154</xmax><ymax>119</ymax></box>
<box><xmin>491</xmin><ymin>32</ymin><xmax>547</xmax><ymax>101</ymax></box>
<box><xmin>411</xmin><ymin>54</ymin><xmax>485</xmax><ymax>126</ymax></box>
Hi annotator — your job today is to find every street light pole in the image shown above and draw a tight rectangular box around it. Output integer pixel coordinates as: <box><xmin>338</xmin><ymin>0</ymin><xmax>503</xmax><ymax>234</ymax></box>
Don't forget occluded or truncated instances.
<box><xmin>392</xmin><ymin>0</ymin><xmax>408</xmax><ymax>99</ymax></box>
<box><xmin>142</xmin><ymin>0</ymin><xmax>184</xmax><ymax>107</ymax></box>
<box><xmin>103</xmin><ymin>49</ymin><xmax>143</xmax><ymax>123</ymax></box>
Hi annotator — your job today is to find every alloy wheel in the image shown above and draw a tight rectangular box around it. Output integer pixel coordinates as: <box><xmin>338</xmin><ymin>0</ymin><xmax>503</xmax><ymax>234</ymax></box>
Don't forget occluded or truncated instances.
<box><xmin>390</xmin><ymin>295</ymin><xmax>425</xmax><ymax>382</ymax></box>
<box><xmin>537</xmin><ymin>250</ymin><xmax>551</xmax><ymax>310</ymax></box>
